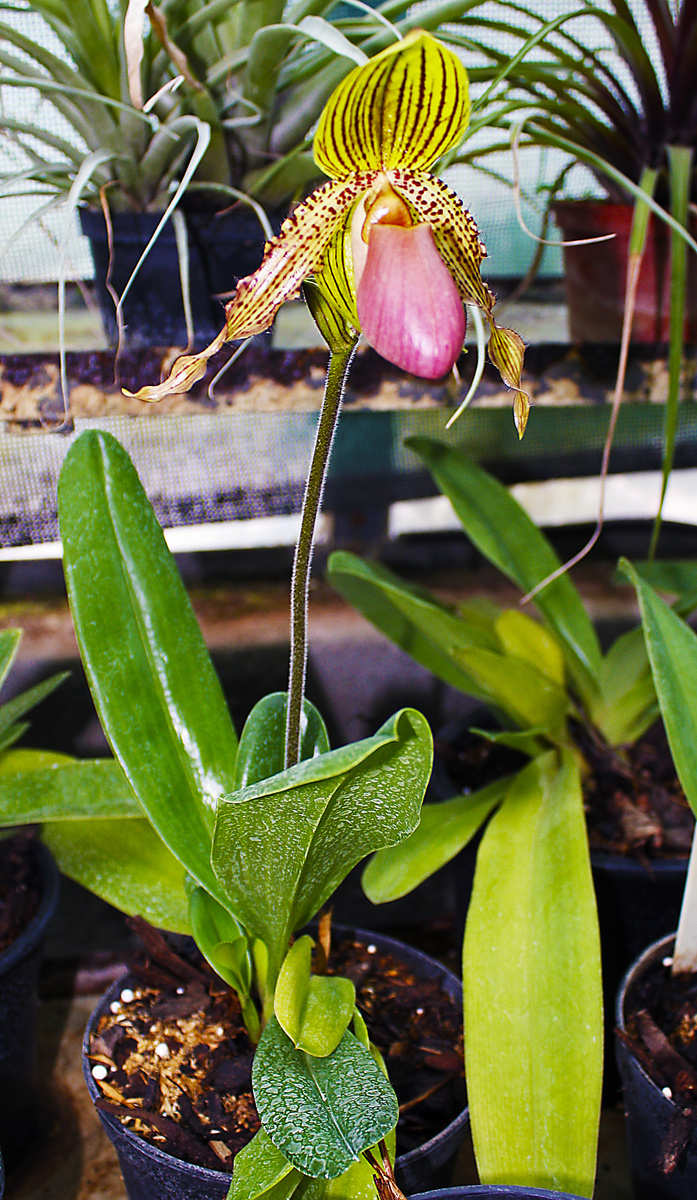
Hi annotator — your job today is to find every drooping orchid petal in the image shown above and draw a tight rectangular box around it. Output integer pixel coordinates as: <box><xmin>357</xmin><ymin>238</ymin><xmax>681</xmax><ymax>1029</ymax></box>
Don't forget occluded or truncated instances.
<box><xmin>126</xmin><ymin>30</ymin><xmax>530</xmax><ymax>432</ymax></box>
<box><xmin>356</xmin><ymin>223</ymin><xmax>465</xmax><ymax>379</ymax></box>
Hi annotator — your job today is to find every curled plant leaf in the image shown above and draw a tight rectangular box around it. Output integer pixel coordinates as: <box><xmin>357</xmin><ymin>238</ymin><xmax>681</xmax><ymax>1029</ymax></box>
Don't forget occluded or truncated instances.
<box><xmin>252</xmin><ymin>1017</ymin><xmax>398</xmax><ymax>1179</ymax></box>
<box><xmin>234</xmin><ymin>694</ymin><xmax>330</xmax><ymax>790</ymax></box>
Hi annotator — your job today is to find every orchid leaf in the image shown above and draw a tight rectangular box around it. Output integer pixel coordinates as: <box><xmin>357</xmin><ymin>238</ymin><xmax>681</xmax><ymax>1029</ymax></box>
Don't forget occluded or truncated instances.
<box><xmin>326</xmin><ymin>551</ymin><xmax>499</xmax><ymax>701</ymax></box>
<box><xmin>188</xmin><ymin>885</ymin><xmax>252</xmax><ymax>996</ymax></box>
<box><xmin>450</xmin><ymin>647</ymin><xmax>570</xmax><ymax>736</ymax></box>
<box><xmin>0</xmin><ymin>756</ymin><xmax>139</xmax><ymax>823</ymax></box>
<box><xmin>252</xmin><ymin>1018</ymin><xmax>398</xmax><ymax>1178</ymax></box>
<box><xmin>0</xmin><ymin>630</ymin><xmax>20</xmax><ymax>690</ymax></box>
<box><xmin>58</xmin><ymin>431</ymin><xmax>238</xmax><ymax>910</ymax></box>
<box><xmin>494</xmin><ymin>610</ymin><xmax>565</xmax><ymax>687</ymax></box>
<box><xmin>43</xmin><ymin>817</ymin><xmax>190</xmax><ymax>933</ymax></box>
<box><xmin>471</xmin><ymin>728</ymin><xmax>547</xmax><ymax>757</ymax></box>
<box><xmin>362</xmin><ymin>777</ymin><xmax>508</xmax><ymax>903</ymax></box>
<box><xmin>233</xmin><ymin>694</ymin><xmax>330</xmax><ymax>790</ymax></box>
<box><xmin>592</xmin><ymin>626</ymin><xmax>657</xmax><ymax>745</ymax></box>
<box><xmin>227</xmin><ymin>1128</ymin><xmax>303</xmax><ymax>1200</ymax></box>
<box><xmin>621</xmin><ymin>559</ymin><xmax>697</xmax><ymax>816</ymax></box>
<box><xmin>212</xmin><ymin>708</ymin><xmax>432</xmax><ymax>987</ymax></box>
<box><xmin>407</xmin><ymin>438</ymin><xmax>602</xmax><ymax>706</ymax></box>
<box><xmin>0</xmin><ymin>669</ymin><xmax>69</xmax><ymax>745</ymax></box>
<box><xmin>463</xmin><ymin>751</ymin><xmax>602</xmax><ymax>1197</ymax></box>
<box><xmin>275</xmin><ymin>936</ymin><xmax>356</xmax><ymax>1057</ymax></box>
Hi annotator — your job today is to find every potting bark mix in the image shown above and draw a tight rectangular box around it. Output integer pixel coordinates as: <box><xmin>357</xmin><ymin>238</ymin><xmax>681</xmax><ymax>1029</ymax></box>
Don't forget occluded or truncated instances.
<box><xmin>88</xmin><ymin>921</ymin><xmax>464</xmax><ymax>1172</ymax></box>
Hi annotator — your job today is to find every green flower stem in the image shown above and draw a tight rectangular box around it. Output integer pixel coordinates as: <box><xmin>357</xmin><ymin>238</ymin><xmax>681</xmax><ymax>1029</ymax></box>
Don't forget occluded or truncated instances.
<box><xmin>285</xmin><ymin>343</ymin><xmax>356</xmax><ymax>768</ymax></box>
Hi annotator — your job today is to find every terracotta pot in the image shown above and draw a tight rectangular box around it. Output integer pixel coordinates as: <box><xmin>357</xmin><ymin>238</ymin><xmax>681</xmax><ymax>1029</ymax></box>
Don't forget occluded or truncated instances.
<box><xmin>615</xmin><ymin>932</ymin><xmax>697</xmax><ymax>1200</ymax></box>
<box><xmin>80</xmin><ymin>205</ymin><xmax>279</xmax><ymax>349</ymax></box>
<box><xmin>83</xmin><ymin>926</ymin><xmax>469</xmax><ymax>1200</ymax></box>
<box><xmin>0</xmin><ymin>839</ymin><xmax>60</xmax><ymax>1166</ymax></box>
<box><xmin>552</xmin><ymin>200</ymin><xmax>697</xmax><ymax>344</ymax></box>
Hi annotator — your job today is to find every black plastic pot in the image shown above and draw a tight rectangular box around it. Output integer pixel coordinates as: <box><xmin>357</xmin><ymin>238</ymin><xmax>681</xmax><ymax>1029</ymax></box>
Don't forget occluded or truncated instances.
<box><xmin>80</xmin><ymin>205</ymin><xmax>279</xmax><ymax>348</ymax></box>
<box><xmin>83</xmin><ymin>926</ymin><xmax>468</xmax><ymax>1200</ymax></box>
<box><xmin>411</xmin><ymin>1189</ymin><xmax>588</xmax><ymax>1198</ymax></box>
<box><xmin>615</xmin><ymin>932</ymin><xmax>697</xmax><ymax>1200</ymax></box>
<box><xmin>0</xmin><ymin>839</ymin><xmax>60</xmax><ymax>1166</ymax></box>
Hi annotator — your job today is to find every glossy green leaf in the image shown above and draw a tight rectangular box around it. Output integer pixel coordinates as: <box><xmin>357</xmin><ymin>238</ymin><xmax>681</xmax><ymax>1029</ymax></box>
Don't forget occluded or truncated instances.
<box><xmin>326</xmin><ymin>551</ymin><xmax>500</xmax><ymax>702</ymax></box>
<box><xmin>275</xmin><ymin>936</ymin><xmax>356</xmax><ymax>1057</ymax></box>
<box><xmin>362</xmin><ymin>779</ymin><xmax>508</xmax><ymax>903</ymax></box>
<box><xmin>0</xmin><ymin>756</ymin><xmax>140</xmax><ymax>824</ymax></box>
<box><xmin>188</xmin><ymin>884</ymin><xmax>252</xmax><ymax>996</ymax></box>
<box><xmin>622</xmin><ymin>559</ymin><xmax>697</xmax><ymax>815</ymax></box>
<box><xmin>58</xmin><ymin>430</ymin><xmax>238</xmax><ymax>907</ymax></box>
<box><xmin>252</xmin><ymin>1018</ymin><xmax>398</xmax><ymax>1179</ymax></box>
<box><xmin>407</xmin><ymin>438</ymin><xmax>602</xmax><ymax>705</ymax></box>
<box><xmin>463</xmin><ymin>752</ymin><xmax>602</xmax><ymax>1197</ymax></box>
<box><xmin>451</xmin><ymin>647</ymin><xmax>570</xmax><ymax>736</ymax></box>
<box><xmin>234</xmin><ymin>694</ymin><xmax>330</xmax><ymax>790</ymax></box>
<box><xmin>212</xmin><ymin>708</ymin><xmax>432</xmax><ymax>987</ymax></box>
<box><xmin>227</xmin><ymin>1127</ymin><xmax>303</xmax><ymax>1200</ymax></box>
<box><xmin>592</xmin><ymin>626</ymin><xmax>657</xmax><ymax>745</ymax></box>
<box><xmin>43</xmin><ymin>816</ymin><xmax>190</xmax><ymax>932</ymax></box>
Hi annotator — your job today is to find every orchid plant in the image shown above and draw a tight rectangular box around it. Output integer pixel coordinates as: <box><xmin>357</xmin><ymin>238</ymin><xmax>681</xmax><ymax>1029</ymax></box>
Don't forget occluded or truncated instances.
<box><xmin>0</xmin><ymin>33</ymin><xmax>524</xmax><ymax>1200</ymax></box>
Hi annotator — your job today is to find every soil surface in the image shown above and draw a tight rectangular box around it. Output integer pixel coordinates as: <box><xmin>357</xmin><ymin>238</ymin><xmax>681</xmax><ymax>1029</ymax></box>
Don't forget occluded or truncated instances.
<box><xmin>88</xmin><ymin>921</ymin><xmax>464</xmax><ymax>1172</ymax></box>
<box><xmin>622</xmin><ymin>953</ymin><xmax>697</xmax><ymax>1173</ymax></box>
<box><xmin>436</xmin><ymin>716</ymin><xmax>694</xmax><ymax>860</ymax></box>
<box><xmin>0</xmin><ymin>830</ymin><xmax>42</xmax><ymax>954</ymax></box>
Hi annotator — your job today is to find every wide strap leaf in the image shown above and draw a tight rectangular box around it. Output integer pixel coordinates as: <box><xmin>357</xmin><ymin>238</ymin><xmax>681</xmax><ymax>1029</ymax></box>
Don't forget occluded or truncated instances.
<box><xmin>58</xmin><ymin>430</ymin><xmax>238</xmax><ymax>907</ymax></box>
<box><xmin>451</xmin><ymin>646</ymin><xmax>570</xmax><ymax>736</ymax></box>
<box><xmin>212</xmin><ymin>709</ymin><xmax>432</xmax><ymax>986</ymax></box>
<box><xmin>622</xmin><ymin>559</ymin><xmax>697</xmax><ymax>815</ymax></box>
<box><xmin>252</xmin><ymin>1018</ymin><xmax>398</xmax><ymax>1179</ymax></box>
<box><xmin>0</xmin><ymin>756</ymin><xmax>140</xmax><ymax>823</ymax></box>
<box><xmin>43</xmin><ymin>816</ymin><xmax>190</xmax><ymax>933</ymax></box>
<box><xmin>592</xmin><ymin>625</ymin><xmax>657</xmax><ymax>745</ymax></box>
<box><xmin>362</xmin><ymin>778</ymin><xmax>508</xmax><ymax>903</ymax></box>
<box><xmin>407</xmin><ymin>437</ymin><xmax>602</xmax><ymax>705</ymax></box>
<box><xmin>326</xmin><ymin>551</ymin><xmax>499</xmax><ymax>701</ymax></box>
<box><xmin>463</xmin><ymin>751</ymin><xmax>602</xmax><ymax>1197</ymax></box>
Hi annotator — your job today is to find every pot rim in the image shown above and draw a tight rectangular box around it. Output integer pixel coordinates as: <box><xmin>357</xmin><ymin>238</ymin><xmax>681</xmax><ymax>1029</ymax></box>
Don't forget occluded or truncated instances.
<box><xmin>411</xmin><ymin>1188</ymin><xmax>588</xmax><ymax>1199</ymax></box>
<box><xmin>83</xmin><ymin>923</ymin><xmax>469</xmax><ymax>1183</ymax></box>
<box><xmin>614</xmin><ymin>930</ymin><xmax>678</xmax><ymax>1109</ymax></box>
<box><xmin>0</xmin><ymin>838</ymin><xmax>59</xmax><ymax>978</ymax></box>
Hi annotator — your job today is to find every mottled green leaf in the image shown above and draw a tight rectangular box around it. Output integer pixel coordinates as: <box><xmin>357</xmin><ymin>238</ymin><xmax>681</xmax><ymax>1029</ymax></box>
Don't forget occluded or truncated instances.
<box><xmin>58</xmin><ymin>430</ymin><xmax>238</xmax><ymax>907</ymax></box>
<box><xmin>362</xmin><ymin>778</ymin><xmax>507</xmax><ymax>903</ymax></box>
<box><xmin>253</xmin><ymin>1018</ymin><xmax>398</xmax><ymax>1179</ymax></box>
<box><xmin>212</xmin><ymin>708</ymin><xmax>432</xmax><ymax>986</ymax></box>
<box><xmin>463</xmin><ymin>751</ymin><xmax>602</xmax><ymax>1197</ymax></box>
<box><xmin>43</xmin><ymin>816</ymin><xmax>190</xmax><ymax>932</ymax></box>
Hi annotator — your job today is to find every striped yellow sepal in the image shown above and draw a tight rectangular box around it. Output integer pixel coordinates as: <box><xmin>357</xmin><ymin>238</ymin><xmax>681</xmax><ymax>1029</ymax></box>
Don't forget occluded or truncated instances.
<box><xmin>124</xmin><ymin>177</ymin><xmax>364</xmax><ymax>403</ymax></box>
<box><xmin>314</xmin><ymin>31</ymin><xmax>470</xmax><ymax>180</ymax></box>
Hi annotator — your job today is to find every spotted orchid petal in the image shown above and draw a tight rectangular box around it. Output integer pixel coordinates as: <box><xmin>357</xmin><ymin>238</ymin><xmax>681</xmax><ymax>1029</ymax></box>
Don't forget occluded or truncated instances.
<box><xmin>356</xmin><ymin>223</ymin><xmax>465</xmax><ymax>379</ymax></box>
<box><xmin>393</xmin><ymin>169</ymin><xmax>529</xmax><ymax>428</ymax></box>
<box><xmin>125</xmin><ymin>176</ymin><xmax>366</xmax><ymax>402</ymax></box>
<box><xmin>313</xmin><ymin>31</ymin><xmax>470</xmax><ymax>180</ymax></box>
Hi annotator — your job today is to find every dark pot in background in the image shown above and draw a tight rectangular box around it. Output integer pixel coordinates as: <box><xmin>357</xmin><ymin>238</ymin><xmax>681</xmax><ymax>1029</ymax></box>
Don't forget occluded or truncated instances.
<box><xmin>553</xmin><ymin>200</ymin><xmax>697</xmax><ymax>344</ymax></box>
<box><xmin>0</xmin><ymin>839</ymin><xmax>60</xmax><ymax>1166</ymax></box>
<box><xmin>615</xmin><ymin>932</ymin><xmax>697</xmax><ymax>1200</ymax></box>
<box><xmin>411</xmin><ymin>1189</ymin><xmax>588</xmax><ymax>1199</ymax></box>
<box><xmin>83</xmin><ymin>926</ymin><xmax>469</xmax><ymax>1200</ymax></box>
<box><xmin>80</xmin><ymin>205</ymin><xmax>279</xmax><ymax>349</ymax></box>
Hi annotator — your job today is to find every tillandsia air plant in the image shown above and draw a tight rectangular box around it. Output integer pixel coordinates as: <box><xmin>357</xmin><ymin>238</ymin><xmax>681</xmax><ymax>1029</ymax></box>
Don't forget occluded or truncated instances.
<box><xmin>125</xmin><ymin>29</ymin><xmax>531</xmax><ymax>434</ymax></box>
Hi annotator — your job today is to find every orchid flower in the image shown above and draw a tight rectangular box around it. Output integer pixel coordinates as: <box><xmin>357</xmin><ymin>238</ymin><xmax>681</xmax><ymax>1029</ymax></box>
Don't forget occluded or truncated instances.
<box><xmin>128</xmin><ymin>31</ymin><xmax>530</xmax><ymax>435</ymax></box>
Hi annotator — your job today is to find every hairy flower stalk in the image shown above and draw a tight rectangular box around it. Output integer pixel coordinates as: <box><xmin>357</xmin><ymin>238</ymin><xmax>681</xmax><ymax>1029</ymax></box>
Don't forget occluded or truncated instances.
<box><xmin>126</xmin><ymin>31</ymin><xmax>529</xmax><ymax>433</ymax></box>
